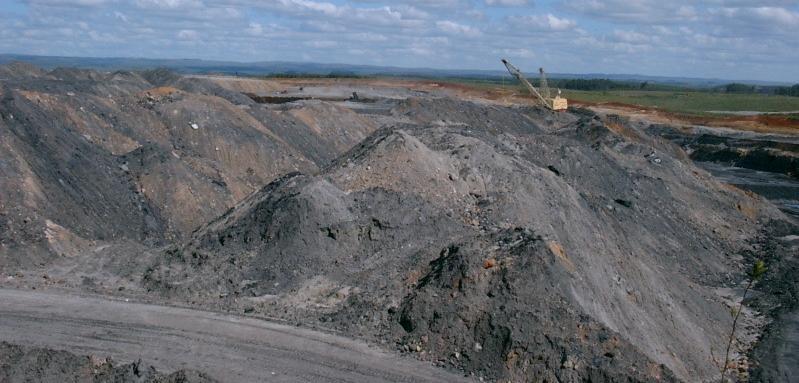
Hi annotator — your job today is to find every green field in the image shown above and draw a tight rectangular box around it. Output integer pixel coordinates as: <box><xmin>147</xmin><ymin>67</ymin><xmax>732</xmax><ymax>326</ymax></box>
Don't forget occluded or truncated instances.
<box><xmin>436</xmin><ymin>77</ymin><xmax>799</xmax><ymax>116</ymax></box>
<box><xmin>560</xmin><ymin>90</ymin><xmax>799</xmax><ymax>115</ymax></box>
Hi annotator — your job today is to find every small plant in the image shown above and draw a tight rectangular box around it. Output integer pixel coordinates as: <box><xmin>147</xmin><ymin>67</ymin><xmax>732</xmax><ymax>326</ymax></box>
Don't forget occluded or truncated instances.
<box><xmin>719</xmin><ymin>260</ymin><xmax>766</xmax><ymax>383</ymax></box>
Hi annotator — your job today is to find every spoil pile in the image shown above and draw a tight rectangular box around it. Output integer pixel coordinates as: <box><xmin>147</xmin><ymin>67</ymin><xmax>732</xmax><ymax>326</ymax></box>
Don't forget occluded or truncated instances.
<box><xmin>3</xmin><ymin>64</ymin><xmax>796</xmax><ymax>382</ymax></box>
<box><xmin>0</xmin><ymin>63</ymin><xmax>375</xmax><ymax>268</ymax></box>
<box><xmin>144</xmin><ymin>97</ymin><xmax>791</xmax><ymax>381</ymax></box>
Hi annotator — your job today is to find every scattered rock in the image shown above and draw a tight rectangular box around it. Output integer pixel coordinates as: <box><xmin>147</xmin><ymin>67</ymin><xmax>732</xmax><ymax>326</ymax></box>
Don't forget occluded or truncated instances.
<box><xmin>0</xmin><ymin>342</ymin><xmax>217</xmax><ymax>382</ymax></box>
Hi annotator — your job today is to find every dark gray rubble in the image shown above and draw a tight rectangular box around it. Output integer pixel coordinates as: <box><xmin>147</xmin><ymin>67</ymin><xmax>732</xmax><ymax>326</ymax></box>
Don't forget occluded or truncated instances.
<box><xmin>144</xmin><ymin>97</ymin><xmax>794</xmax><ymax>382</ymax></box>
<box><xmin>0</xmin><ymin>342</ymin><xmax>217</xmax><ymax>383</ymax></box>
<box><xmin>0</xmin><ymin>63</ymin><xmax>375</xmax><ymax>269</ymax></box>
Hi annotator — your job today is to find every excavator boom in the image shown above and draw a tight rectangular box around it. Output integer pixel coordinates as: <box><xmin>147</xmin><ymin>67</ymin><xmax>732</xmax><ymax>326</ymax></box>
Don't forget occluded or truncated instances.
<box><xmin>501</xmin><ymin>59</ymin><xmax>567</xmax><ymax>111</ymax></box>
<box><xmin>501</xmin><ymin>59</ymin><xmax>549</xmax><ymax>108</ymax></box>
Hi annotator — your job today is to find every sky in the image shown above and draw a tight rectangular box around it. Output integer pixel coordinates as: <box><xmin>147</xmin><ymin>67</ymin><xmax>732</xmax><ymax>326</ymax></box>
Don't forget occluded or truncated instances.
<box><xmin>0</xmin><ymin>0</ymin><xmax>798</xmax><ymax>82</ymax></box>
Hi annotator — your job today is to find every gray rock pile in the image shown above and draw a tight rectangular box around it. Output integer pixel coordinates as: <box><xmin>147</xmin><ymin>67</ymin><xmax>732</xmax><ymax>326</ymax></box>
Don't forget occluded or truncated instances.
<box><xmin>144</xmin><ymin>97</ymin><xmax>792</xmax><ymax>381</ymax></box>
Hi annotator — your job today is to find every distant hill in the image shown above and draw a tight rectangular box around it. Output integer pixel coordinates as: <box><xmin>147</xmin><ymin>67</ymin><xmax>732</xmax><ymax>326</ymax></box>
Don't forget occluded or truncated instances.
<box><xmin>0</xmin><ymin>53</ymin><xmax>791</xmax><ymax>87</ymax></box>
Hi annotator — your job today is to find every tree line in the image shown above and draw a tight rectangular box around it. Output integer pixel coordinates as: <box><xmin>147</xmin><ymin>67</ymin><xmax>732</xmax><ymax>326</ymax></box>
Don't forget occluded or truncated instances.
<box><xmin>719</xmin><ymin>83</ymin><xmax>799</xmax><ymax>96</ymax></box>
<box><xmin>775</xmin><ymin>84</ymin><xmax>799</xmax><ymax>97</ymax></box>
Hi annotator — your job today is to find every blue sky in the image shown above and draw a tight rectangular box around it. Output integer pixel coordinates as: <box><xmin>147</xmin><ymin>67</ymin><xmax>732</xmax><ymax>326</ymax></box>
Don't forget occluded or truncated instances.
<box><xmin>1</xmin><ymin>0</ymin><xmax>798</xmax><ymax>82</ymax></box>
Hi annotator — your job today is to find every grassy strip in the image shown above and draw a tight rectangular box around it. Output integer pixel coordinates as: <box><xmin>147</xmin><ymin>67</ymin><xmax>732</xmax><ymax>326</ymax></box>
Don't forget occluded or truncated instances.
<box><xmin>563</xmin><ymin>90</ymin><xmax>799</xmax><ymax>115</ymax></box>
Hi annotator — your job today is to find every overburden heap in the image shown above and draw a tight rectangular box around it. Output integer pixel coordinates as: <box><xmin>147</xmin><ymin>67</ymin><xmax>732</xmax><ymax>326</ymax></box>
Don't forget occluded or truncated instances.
<box><xmin>146</xmin><ymin>97</ymin><xmax>788</xmax><ymax>381</ymax></box>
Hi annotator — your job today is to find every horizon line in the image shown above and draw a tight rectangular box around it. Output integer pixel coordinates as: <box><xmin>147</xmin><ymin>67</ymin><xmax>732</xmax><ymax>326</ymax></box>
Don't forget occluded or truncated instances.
<box><xmin>0</xmin><ymin>52</ymin><xmax>795</xmax><ymax>86</ymax></box>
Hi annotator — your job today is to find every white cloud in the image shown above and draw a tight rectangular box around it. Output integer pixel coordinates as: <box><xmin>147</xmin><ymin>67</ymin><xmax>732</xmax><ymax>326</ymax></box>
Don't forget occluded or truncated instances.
<box><xmin>499</xmin><ymin>48</ymin><xmax>535</xmax><ymax>58</ymax></box>
<box><xmin>25</xmin><ymin>0</ymin><xmax>110</xmax><ymax>6</ymax></box>
<box><xmin>113</xmin><ymin>11</ymin><xmax>129</xmax><ymax>22</ymax></box>
<box><xmin>347</xmin><ymin>48</ymin><xmax>367</xmax><ymax>55</ymax></box>
<box><xmin>725</xmin><ymin>6</ymin><xmax>799</xmax><ymax>26</ymax></box>
<box><xmin>135</xmin><ymin>0</ymin><xmax>203</xmax><ymax>9</ymax></box>
<box><xmin>245</xmin><ymin>22</ymin><xmax>262</xmax><ymax>36</ymax></box>
<box><xmin>349</xmin><ymin>32</ymin><xmax>388</xmax><ymax>42</ymax></box>
<box><xmin>176</xmin><ymin>29</ymin><xmax>198</xmax><ymax>40</ymax></box>
<box><xmin>436</xmin><ymin>20</ymin><xmax>482</xmax><ymax>36</ymax></box>
<box><xmin>509</xmin><ymin>14</ymin><xmax>577</xmax><ymax>31</ymax></box>
<box><xmin>4</xmin><ymin>0</ymin><xmax>799</xmax><ymax>82</ymax></box>
<box><xmin>304</xmin><ymin>40</ymin><xmax>338</xmax><ymax>48</ymax></box>
<box><xmin>563</xmin><ymin>0</ymin><xmax>698</xmax><ymax>23</ymax></box>
<box><xmin>276</xmin><ymin>0</ymin><xmax>340</xmax><ymax>16</ymax></box>
<box><xmin>485</xmin><ymin>0</ymin><xmax>530</xmax><ymax>6</ymax></box>
<box><xmin>612</xmin><ymin>29</ymin><xmax>650</xmax><ymax>44</ymax></box>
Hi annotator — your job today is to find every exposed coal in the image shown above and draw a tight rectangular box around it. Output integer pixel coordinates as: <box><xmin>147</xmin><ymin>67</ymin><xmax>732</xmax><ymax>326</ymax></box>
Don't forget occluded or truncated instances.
<box><xmin>647</xmin><ymin>124</ymin><xmax>798</xmax><ymax>179</ymax></box>
<box><xmin>245</xmin><ymin>93</ymin><xmax>307</xmax><ymax>104</ymax></box>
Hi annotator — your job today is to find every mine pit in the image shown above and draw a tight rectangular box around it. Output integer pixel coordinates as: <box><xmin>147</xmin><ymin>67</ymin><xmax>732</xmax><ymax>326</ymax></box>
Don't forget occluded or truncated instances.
<box><xmin>0</xmin><ymin>64</ymin><xmax>796</xmax><ymax>383</ymax></box>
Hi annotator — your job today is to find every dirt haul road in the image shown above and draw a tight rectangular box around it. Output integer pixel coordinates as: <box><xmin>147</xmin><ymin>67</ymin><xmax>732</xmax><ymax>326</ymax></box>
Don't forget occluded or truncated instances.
<box><xmin>0</xmin><ymin>288</ymin><xmax>465</xmax><ymax>382</ymax></box>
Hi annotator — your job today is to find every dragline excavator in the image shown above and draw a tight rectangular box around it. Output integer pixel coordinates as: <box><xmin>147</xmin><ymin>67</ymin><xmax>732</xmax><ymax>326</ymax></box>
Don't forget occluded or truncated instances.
<box><xmin>501</xmin><ymin>59</ymin><xmax>567</xmax><ymax>111</ymax></box>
